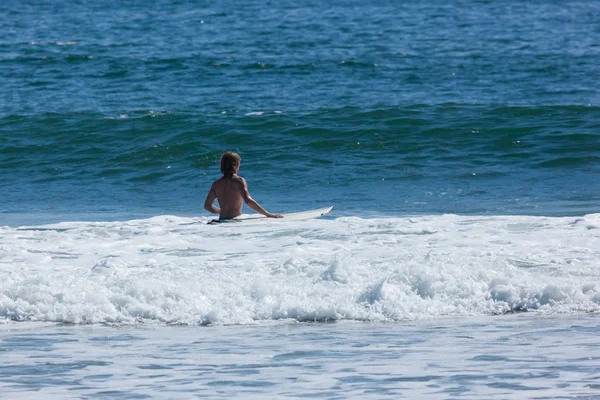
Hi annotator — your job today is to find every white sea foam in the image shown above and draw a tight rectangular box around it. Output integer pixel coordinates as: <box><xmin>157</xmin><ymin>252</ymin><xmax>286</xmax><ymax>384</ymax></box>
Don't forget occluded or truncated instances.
<box><xmin>1</xmin><ymin>214</ymin><xmax>599</xmax><ymax>325</ymax></box>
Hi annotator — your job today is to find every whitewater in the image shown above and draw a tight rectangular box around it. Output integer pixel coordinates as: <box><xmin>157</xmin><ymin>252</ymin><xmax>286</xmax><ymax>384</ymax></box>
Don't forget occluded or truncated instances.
<box><xmin>3</xmin><ymin>213</ymin><xmax>599</xmax><ymax>325</ymax></box>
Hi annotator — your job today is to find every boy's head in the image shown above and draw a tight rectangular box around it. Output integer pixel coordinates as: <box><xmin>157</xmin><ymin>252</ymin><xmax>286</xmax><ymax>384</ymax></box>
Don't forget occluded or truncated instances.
<box><xmin>220</xmin><ymin>151</ymin><xmax>241</xmax><ymax>177</ymax></box>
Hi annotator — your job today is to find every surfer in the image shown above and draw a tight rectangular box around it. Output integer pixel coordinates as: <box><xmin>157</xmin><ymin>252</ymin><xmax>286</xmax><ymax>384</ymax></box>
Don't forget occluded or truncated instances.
<box><xmin>204</xmin><ymin>151</ymin><xmax>283</xmax><ymax>220</ymax></box>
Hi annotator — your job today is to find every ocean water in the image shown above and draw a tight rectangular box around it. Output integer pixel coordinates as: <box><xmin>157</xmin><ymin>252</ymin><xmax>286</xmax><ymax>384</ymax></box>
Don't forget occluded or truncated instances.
<box><xmin>1</xmin><ymin>0</ymin><xmax>600</xmax><ymax>398</ymax></box>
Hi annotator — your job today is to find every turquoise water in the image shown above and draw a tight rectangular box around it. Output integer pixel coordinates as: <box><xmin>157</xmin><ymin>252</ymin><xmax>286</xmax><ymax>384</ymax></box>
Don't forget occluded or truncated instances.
<box><xmin>1</xmin><ymin>0</ymin><xmax>599</xmax><ymax>224</ymax></box>
<box><xmin>2</xmin><ymin>1</ymin><xmax>600</xmax><ymax>398</ymax></box>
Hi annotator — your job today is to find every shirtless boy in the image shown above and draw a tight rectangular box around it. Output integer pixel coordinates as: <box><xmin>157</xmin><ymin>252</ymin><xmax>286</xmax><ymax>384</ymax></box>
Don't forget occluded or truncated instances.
<box><xmin>204</xmin><ymin>151</ymin><xmax>283</xmax><ymax>220</ymax></box>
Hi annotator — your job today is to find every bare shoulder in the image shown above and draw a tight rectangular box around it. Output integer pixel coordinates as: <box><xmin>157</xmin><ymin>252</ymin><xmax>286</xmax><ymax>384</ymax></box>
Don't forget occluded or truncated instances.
<box><xmin>211</xmin><ymin>177</ymin><xmax>224</xmax><ymax>188</ymax></box>
<box><xmin>232</xmin><ymin>176</ymin><xmax>247</xmax><ymax>189</ymax></box>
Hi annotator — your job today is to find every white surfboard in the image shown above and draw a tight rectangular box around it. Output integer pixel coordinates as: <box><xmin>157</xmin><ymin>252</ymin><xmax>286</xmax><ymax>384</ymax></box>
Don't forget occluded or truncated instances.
<box><xmin>209</xmin><ymin>206</ymin><xmax>333</xmax><ymax>224</ymax></box>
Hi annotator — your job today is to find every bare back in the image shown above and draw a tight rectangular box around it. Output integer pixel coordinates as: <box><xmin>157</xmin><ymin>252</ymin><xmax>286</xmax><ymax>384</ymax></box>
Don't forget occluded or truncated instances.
<box><xmin>209</xmin><ymin>175</ymin><xmax>246</xmax><ymax>219</ymax></box>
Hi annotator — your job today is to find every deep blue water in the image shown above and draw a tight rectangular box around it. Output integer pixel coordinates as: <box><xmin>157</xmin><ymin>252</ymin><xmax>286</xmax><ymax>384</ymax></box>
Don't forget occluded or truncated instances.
<box><xmin>1</xmin><ymin>0</ymin><xmax>599</xmax><ymax>224</ymax></box>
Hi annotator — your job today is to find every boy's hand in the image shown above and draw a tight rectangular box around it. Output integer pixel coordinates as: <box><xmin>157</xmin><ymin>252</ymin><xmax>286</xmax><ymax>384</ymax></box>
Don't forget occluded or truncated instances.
<box><xmin>267</xmin><ymin>213</ymin><xmax>284</xmax><ymax>218</ymax></box>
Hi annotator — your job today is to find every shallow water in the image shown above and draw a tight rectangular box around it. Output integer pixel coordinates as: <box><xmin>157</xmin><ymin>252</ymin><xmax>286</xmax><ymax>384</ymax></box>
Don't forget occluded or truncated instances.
<box><xmin>1</xmin><ymin>315</ymin><xmax>599</xmax><ymax>399</ymax></box>
<box><xmin>3</xmin><ymin>213</ymin><xmax>599</xmax><ymax>398</ymax></box>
